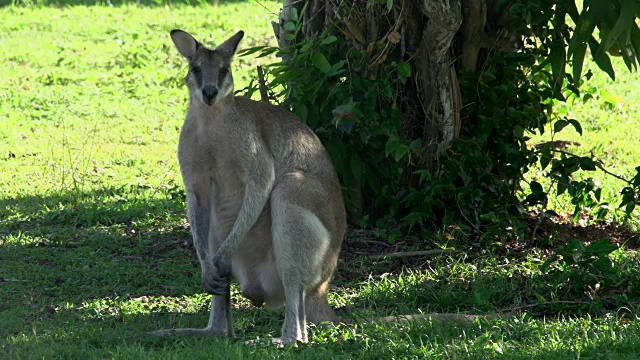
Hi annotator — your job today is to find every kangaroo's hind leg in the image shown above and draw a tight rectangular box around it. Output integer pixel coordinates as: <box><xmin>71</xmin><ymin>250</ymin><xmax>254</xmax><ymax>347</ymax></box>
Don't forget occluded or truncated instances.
<box><xmin>306</xmin><ymin>280</ymin><xmax>341</xmax><ymax>326</ymax></box>
<box><xmin>269</xmin><ymin>181</ymin><xmax>336</xmax><ymax>345</ymax></box>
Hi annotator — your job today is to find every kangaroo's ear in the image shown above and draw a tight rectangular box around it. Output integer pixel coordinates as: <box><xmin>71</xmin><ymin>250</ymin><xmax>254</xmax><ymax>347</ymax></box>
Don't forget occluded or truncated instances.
<box><xmin>170</xmin><ymin>29</ymin><xmax>200</xmax><ymax>60</ymax></box>
<box><xmin>216</xmin><ymin>30</ymin><xmax>245</xmax><ymax>58</ymax></box>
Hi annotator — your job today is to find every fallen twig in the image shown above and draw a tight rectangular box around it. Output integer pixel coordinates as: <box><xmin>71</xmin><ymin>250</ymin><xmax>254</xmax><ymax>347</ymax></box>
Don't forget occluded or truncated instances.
<box><xmin>369</xmin><ymin>249</ymin><xmax>460</xmax><ymax>261</ymax></box>
<box><xmin>363</xmin><ymin>312</ymin><xmax>506</xmax><ymax>324</ymax></box>
<box><xmin>501</xmin><ymin>300</ymin><xmax>591</xmax><ymax>314</ymax></box>
<box><xmin>350</xmin><ymin>238</ymin><xmax>392</xmax><ymax>248</ymax></box>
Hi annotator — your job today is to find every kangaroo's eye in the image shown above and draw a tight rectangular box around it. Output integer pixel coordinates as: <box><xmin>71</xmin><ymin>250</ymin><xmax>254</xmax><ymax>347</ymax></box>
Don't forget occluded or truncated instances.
<box><xmin>219</xmin><ymin>68</ymin><xmax>229</xmax><ymax>76</ymax></box>
<box><xmin>191</xmin><ymin>66</ymin><xmax>201</xmax><ymax>76</ymax></box>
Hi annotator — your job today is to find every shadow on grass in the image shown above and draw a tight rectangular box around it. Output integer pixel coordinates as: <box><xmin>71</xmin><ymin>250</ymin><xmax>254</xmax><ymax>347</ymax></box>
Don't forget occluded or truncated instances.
<box><xmin>0</xmin><ymin>186</ymin><xmax>200</xmax><ymax>318</ymax></box>
<box><xmin>2</xmin><ymin>187</ymin><xmax>639</xmax><ymax>357</ymax></box>
<box><xmin>0</xmin><ymin>185</ymin><xmax>185</xmax><ymax>232</ymax></box>
<box><xmin>0</xmin><ymin>0</ymin><xmax>252</xmax><ymax>7</ymax></box>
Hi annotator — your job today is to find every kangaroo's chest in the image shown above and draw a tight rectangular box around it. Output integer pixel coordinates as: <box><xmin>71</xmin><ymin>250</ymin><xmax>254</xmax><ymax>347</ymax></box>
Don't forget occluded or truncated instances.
<box><xmin>178</xmin><ymin>117</ymin><xmax>256</xmax><ymax>221</ymax></box>
<box><xmin>180</xmin><ymin>116</ymin><xmax>248</xmax><ymax>174</ymax></box>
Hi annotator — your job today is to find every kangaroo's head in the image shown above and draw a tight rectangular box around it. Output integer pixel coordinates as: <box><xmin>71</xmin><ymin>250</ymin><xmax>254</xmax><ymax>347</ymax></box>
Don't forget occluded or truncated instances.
<box><xmin>170</xmin><ymin>29</ymin><xmax>244</xmax><ymax>107</ymax></box>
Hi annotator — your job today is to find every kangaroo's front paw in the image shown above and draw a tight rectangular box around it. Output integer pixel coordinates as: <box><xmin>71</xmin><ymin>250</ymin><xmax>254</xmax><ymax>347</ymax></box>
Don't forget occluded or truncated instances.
<box><xmin>202</xmin><ymin>258</ymin><xmax>230</xmax><ymax>295</ymax></box>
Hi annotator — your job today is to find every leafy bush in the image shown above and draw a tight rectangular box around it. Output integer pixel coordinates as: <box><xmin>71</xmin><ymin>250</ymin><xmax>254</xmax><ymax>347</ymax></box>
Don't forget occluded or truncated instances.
<box><xmin>241</xmin><ymin>1</ymin><xmax>640</xmax><ymax>244</ymax></box>
<box><xmin>541</xmin><ymin>239</ymin><xmax>620</xmax><ymax>295</ymax></box>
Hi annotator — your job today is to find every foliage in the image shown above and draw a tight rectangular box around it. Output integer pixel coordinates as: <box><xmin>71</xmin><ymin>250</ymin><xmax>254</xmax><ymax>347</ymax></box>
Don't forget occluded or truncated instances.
<box><xmin>541</xmin><ymin>239</ymin><xmax>621</xmax><ymax>295</ymax></box>
<box><xmin>526</xmin><ymin>0</ymin><xmax>640</xmax><ymax>218</ymax></box>
<box><xmin>562</xmin><ymin>0</ymin><xmax>640</xmax><ymax>84</ymax></box>
<box><xmin>441</xmin><ymin>0</ymin><xmax>640</xmax><ymax>239</ymax></box>
<box><xmin>244</xmin><ymin>0</ymin><xmax>640</xmax><ymax>244</ymax></box>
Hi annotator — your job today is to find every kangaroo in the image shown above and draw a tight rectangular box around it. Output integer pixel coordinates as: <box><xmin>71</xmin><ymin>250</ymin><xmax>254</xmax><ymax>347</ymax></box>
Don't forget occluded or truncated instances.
<box><xmin>148</xmin><ymin>29</ymin><xmax>346</xmax><ymax>345</ymax></box>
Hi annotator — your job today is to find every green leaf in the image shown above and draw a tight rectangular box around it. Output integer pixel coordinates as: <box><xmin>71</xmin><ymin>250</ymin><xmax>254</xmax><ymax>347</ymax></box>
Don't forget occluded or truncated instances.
<box><xmin>385</xmin><ymin>136</ymin><xmax>400</xmax><ymax>157</ymax></box>
<box><xmin>592</xmin><ymin>256</ymin><xmax>613</xmax><ymax>273</ymax></box>
<box><xmin>414</xmin><ymin>169</ymin><xmax>431</xmax><ymax>184</ymax></box>
<box><xmin>327</xmin><ymin>60</ymin><xmax>346</xmax><ymax>77</ymax></box>
<box><xmin>601</xmin><ymin>0</ymin><xmax>636</xmax><ymax>54</ymax></box>
<box><xmin>633</xmin><ymin>166</ymin><xmax>640</xmax><ymax>187</ymax></box>
<box><xmin>549</xmin><ymin>39</ymin><xmax>566</xmax><ymax>90</ymax></box>
<box><xmin>540</xmin><ymin>144</ymin><xmax>552</xmax><ymax>170</ymax></box>
<box><xmin>307</xmin><ymin>104</ymin><xmax>319</xmax><ymax>129</ymax></box>
<box><xmin>311</xmin><ymin>52</ymin><xmax>331</xmax><ymax>74</ymax></box>
<box><xmin>237</xmin><ymin>45</ymin><xmax>269</xmax><ymax>57</ymax></box>
<box><xmin>568</xmin><ymin>2</ymin><xmax>599</xmax><ymax>84</ymax></box>
<box><xmin>513</xmin><ymin>125</ymin><xmax>525</xmax><ymax>139</ymax></box>
<box><xmin>625</xmin><ymin>201</ymin><xmax>636</xmax><ymax>215</ymax></box>
<box><xmin>554</xmin><ymin>119</ymin><xmax>569</xmax><ymax>133</ymax></box>
<box><xmin>594</xmin><ymin>188</ymin><xmax>602</xmax><ymax>202</ymax></box>
<box><xmin>531</xmin><ymin>56</ymin><xmax>552</xmax><ymax>75</ymax></box>
<box><xmin>321</xmin><ymin>35</ymin><xmax>338</xmax><ymax>45</ymax></box>
<box><xmin>630</xmin><ymin>24</ymin><xmax>640</xmax><ymax>72</ymax></box>
<box><xmin>409</xmin><ymin>139</ymin><xmax>421</xmax><ymax>151</ymax></box>
<box><xmin>556</xmin><ymin>240</ymin><xmax>586</xmax><ymax>260</ymax></box>
<box><xmin>324</xmin><ymin>137</ymin><xmax>345</xmax><ymax>177</ymax></box>
<box><xmin>284</xmin><ymin>22</ymin><xmax>296</xmax><ymax>32</ymax></box>
<box><xmin>403</xmin><ymin>212</ymin><xmax>424</xmax><ymax>229</ymax></box>
<box><xmin>332</xmin><ymin>101</ymin><xmax>355</xmax><ymax>117</ymax></box>
<box><xmin>290</xmin><ymin>7</ymin><xmax>299</xmax><ymax>22</ymax></box>
<box><xmin>571</xmin><ymin>39</ymin><xmax>587</xmax><ymax>85</ymax></box>
<box><xmin>397</xmin><ymin>61</ymin><xmax>411</xmax><ymax>78</ymax></box>
<box><xmin>530</xmin><ymin>181</ymin><xmax>544</xmax><ymax>195</ymax></box>
<box><xmin>557</xmin><ymin>179</ymin><xmax>569</xmax><ymax>195</ymax></box>
<box><xmin>579</xmin><ymin>157</ymin><xmax>596</xmax><ymax>171</ymax></box>
<box><xmin>620</xmin><ymin>41</ymin><xmax>638</xmax><ymax>72</ymax></box>
<box><xmin>366</xmin><ymin>169</ymin><xmax>381</xmax><ymax>193</ymax></box>
<box><xmin>271</xmin><ymin>68</ymin><xmax>306</xmax><ymax>84</ymax></box>
<box><xmin>394</xmin><ymin>144</ymin><xmax>409</xmax><ymax>162</ymax></box>
<box><xmin>588</xmin><ymin>37</ymin><xmax>615</xmax><ymax>81</ymax></box>
<box><xmin>585</xmin><ymin>239</ymin><xmax>617</xmax><ymax>256</ymax></box>
<box><xmin>294</xmin><ymin>103</ymin><xmax>308</xmax><ymax>122</ymax></box>
<box><xmin>568</xmin><ymin>119</ymin><xmax>583</xmax><ymax>136</ymax></box>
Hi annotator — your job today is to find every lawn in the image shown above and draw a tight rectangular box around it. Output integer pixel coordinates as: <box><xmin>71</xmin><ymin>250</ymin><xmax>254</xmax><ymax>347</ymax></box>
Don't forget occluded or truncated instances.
<box><xmin>1</xmin><ymin>1</ymin><xmax>639</xmax><ymax>359</ymax></box>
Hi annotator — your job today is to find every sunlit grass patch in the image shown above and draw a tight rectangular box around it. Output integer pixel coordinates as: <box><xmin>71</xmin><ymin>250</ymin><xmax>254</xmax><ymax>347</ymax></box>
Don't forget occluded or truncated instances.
<box><xmin>1</xmin><ymin>1</ymin><xmax>639</xmax><ymax>359</ymax></box>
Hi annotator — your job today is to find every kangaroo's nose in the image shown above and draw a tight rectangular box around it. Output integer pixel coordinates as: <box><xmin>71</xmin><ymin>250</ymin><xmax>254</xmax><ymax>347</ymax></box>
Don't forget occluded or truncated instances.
<box><xmin>202</xmin><ymin>85</ymin><xmax>218</xmax><ymax>105</ymax></box>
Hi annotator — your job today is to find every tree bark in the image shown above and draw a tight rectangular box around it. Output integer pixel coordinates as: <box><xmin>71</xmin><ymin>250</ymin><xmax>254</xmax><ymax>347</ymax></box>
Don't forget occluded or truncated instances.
<box><xmin>459</xmin><ymin>0</ymin><xmax>487</xmax><ymax>72</ymax></box>
<box><xmin>414</xmin><ymin>0</ymin><xmax>462</xmax><ymax>171</ymax></box>
<box><xmin>272</xmin><ymin>0</ymin><xmax>522</xmax><ymax>174</ymax></box>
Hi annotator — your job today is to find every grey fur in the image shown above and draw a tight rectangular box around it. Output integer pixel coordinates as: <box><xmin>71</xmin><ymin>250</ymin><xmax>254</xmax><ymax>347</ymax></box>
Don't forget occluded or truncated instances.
<box><xmin>149</xmin><ymin>30</ymin><xmax>346</xmax><ymax>346</ymax></box>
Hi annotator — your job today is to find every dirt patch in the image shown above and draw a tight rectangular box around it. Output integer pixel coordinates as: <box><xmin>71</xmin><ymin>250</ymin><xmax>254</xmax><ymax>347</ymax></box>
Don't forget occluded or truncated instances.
<box><xmin>334</xmin><ymin>214</ymin><xmax>639</xmax><ymax>281</ymax></box>
<box><xmin>530</xmin><ymin>212</ymin><xmax>640</xmax><ymax>249</ymax></box>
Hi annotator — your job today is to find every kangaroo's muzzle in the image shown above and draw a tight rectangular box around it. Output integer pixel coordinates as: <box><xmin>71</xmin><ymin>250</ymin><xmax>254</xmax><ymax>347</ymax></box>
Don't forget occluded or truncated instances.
<box><xmin>202</xmin><ymin>85</ymin><xmax>219</xmax><ymax>105</ymax></box>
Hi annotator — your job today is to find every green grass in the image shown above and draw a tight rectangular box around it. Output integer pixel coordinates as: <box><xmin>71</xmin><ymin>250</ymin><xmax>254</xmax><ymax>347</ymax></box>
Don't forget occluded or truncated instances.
<box><xmin>1</xmin><ymin>1</ymin><xmax>640</xmax><ymax>359</ymax></box>
<box><xmin>526</xmin><ymin>57</ymin><xmax>640</xmax><ymax>226</ymax></box>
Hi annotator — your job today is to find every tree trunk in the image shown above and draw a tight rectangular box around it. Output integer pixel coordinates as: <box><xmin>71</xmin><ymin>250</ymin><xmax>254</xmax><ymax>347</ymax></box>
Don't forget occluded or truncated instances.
<box><xmin>272</xmin><ymin>0</ymin><xmax>519</xmax><ymax>218</ymax></box>
<box><xmin>414</xmin><ymin>0</ymin><xmax>462</xmax><ymax>171</ymax></box>
<box><xmin>274</xmin><ymin>0</ymin><xmax>469</xmax><ymax>173</ymax></box>
<box><xmin>273</xmin><ymin>0</ymin><xmax>520</xmax><ymax>174</ymax></box>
